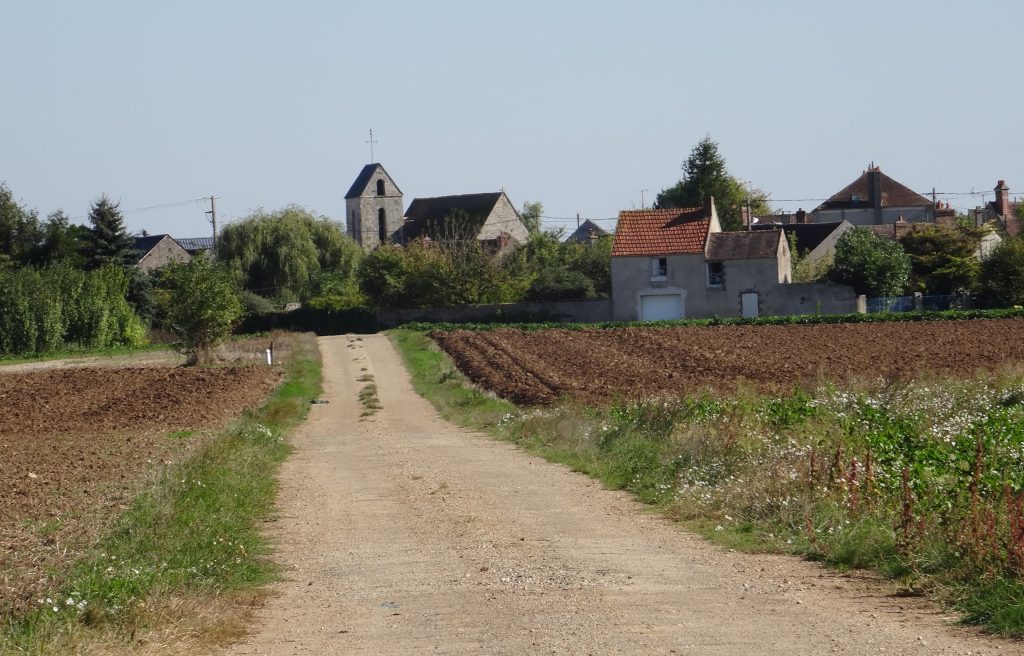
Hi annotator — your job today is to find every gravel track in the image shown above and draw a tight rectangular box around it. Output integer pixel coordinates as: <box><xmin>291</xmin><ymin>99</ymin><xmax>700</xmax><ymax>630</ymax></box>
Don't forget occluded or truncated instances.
<box><xmin>222</xmin><ymin>334</ymin><xmax>1018</xmax><ymax>655</ymax></box>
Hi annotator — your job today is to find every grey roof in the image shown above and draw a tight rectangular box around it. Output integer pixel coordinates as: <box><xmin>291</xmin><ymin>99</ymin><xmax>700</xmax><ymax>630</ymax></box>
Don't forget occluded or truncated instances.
<box><xmin>705</xmin><ymin>231</ymin><xmax>781</xmax><ymax>260</ymax></box>
<box><xmin>133</xmin><ymin>234</ymin><xmax>170</xmax><ymax>259</ymax></box>
<box><xmin>402</xmin><ymin>192</ymin><xmax>507</xmax><ymax>241</ymax></box>
<box><xmin>566</xmin><ymin>219</ymin><xmax>610</xmax><ymax>243</ymax></box>
<box><xmin>344</xmin><ymin>163</ymin><xmax>402</xmax><ymax>199</ymax></box>
<box><xmin>750</xmin><ymin>221</ymin><xmax>845</xmax><ymax>254</ymax></box>
<box><xmin>177</xmin><ymin>237</ymin><xmax>214</xmax><ymax>252</ymax></box>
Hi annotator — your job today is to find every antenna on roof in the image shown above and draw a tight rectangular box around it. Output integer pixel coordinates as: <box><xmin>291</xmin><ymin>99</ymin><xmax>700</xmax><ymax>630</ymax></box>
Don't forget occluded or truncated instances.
<box><xmin>639</xmin><ymin>189</ymin><xmax>649</xmax><ymax>209</ymax></box>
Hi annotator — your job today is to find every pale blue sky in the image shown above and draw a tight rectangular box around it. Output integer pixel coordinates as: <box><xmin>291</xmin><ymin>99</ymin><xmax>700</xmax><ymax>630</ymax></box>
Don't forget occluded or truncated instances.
<box><xmin>2</xmin><ymin>0</ymin><xmax>1021</xmax><ymax>238</ymax></box>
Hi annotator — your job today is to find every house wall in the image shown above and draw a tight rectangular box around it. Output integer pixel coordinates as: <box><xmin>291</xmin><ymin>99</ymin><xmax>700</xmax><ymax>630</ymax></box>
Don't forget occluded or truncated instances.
<box><xmin>137</xmin><ymin>237</ymin><xmax>190</xmax><ymax>271</ymax></box>
<box><xmin>814</xmin><ymin>206</ymin><xmax>932</xmax><ymax>225</ymax></box>
<box><xmin>612</xmin><ymin>254</ymin><xmax>786</xmax><ymax>321</ymax></box>
<box><xmin>347</xmin><ymin>168</ymin><xmax>404</xmax><ymax>249</ymax></box>
<box><xmin>478</xmin><ymin>193</ymin><xmax>530</xmax><ymax>245</ymax></box>
<box><xmin>612</xmin><ymin>253</ymin><xmax>859</xmax><ymax>321</ymax></box>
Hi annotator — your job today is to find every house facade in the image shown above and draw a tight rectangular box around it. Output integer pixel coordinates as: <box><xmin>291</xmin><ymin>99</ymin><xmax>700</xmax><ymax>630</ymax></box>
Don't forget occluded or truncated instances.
<box><xmin>345</xmin><ymin>163</ymin><xmax>405</xmax><ymax>249</ymax></box>
<box><xmin>611</xmin><ymin>199</ymin><xmax>861</xmax><ymax>321</ymax></box>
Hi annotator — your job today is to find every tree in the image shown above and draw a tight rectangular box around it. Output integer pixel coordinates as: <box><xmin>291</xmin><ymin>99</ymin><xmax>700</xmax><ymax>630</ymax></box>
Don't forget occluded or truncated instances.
<box><xmin>829</xmin><ymin>228</ymin><xmax>911</xmax><ymax>297</ymax></box>
<box><xmin>158</xmin><ymin>256</ymin><xmax>243</xmax><ymax>360</ymax></box>
<box><xmin>655</xmin><ymin>137</ymin><xmax>771</xmax><ymax>231</ymax></box>
<box><xmin>83</xmin><ymin>195</ymin><xmax>135</xmax><ymax>269</ymax></box>
<box><xmin>217</xmin><ymin>205</ymin><xmax>362</xmax><ymax>303</ymax></box>
<box><xmin>0</xmin><ymin>182</ymin><xmax>44</xmax><ymax>268</ymax></box>
<box><xmin>520</xmin><ymin>201</ymin><xmax>543</xmax><ymax>234</ymax></box>
<box><xmin>899</xmin><ymin>224</ymin><xmax>984</xmax><ymax>294</ymax></box>
<box><xmin>979</xmin><ymin>236</ymin><xmax>1024</xmax><ymax>307</ymax></box>
<box><xmin>32</xmin><ymin>210</ymin><xmax>88</xmax><ymax>267</ymax></box>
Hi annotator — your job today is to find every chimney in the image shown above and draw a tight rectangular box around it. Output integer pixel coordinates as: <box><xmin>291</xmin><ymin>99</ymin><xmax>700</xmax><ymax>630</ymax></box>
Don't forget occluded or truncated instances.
<box><xmin>894</xmin><ymin>215</ymin><xmax>909</xmax><ymax>240</ymax></box>
<box><xmin>740</xmin><ymin>204</ymin><xmax>750</xmax><ymax>227</ymax></box>
<box><xmin>995</xmin><ymin>180</ymin><xmax>1011</xmax><ymax>217</ymax></box>
<box><xmin>795</xmin><ymin>208</ymin><xmax>808</xmax><ymax>224</ymax></box>
<box><xmin>869</xmin><ymin>167</ymin><xmax>883</xmax><ymax>223</ymax></box>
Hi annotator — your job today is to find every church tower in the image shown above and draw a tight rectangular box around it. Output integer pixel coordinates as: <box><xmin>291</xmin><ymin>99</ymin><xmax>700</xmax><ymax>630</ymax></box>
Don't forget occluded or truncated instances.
<box><xmin>344</xmin><ymin>163</ymin><xmax>404</xmax><ymax>249</ymax></box>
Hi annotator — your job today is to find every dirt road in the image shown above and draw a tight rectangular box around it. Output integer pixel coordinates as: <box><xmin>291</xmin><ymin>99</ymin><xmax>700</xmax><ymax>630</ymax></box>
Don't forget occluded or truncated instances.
<box><xmin>225</xmin><ymin>334</ymin><xmax>1016</xmax><ymax>655</ymax></box>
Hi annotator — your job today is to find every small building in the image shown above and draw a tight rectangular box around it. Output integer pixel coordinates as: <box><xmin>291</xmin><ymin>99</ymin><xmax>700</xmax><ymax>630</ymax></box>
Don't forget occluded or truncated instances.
<box><xmin>813</xmin><ymin>166</ymin><xmax>941</xmax><ymax>225</ymax></box>
<box><xmin>345</xmin><ymin>163</ymin><xmax>404</xmax><ymax>249</ymax></box>
<box><xmin>402</xmin><ymin>191</ymin><xmax>529</xmax><ymax>251</ymax></box>
<box><xmin>565</xmin><ymin>219</ymin><xmax>610</xmax><ymax>244</ymax></box>
<box><xmin>133</xmin><ymin>233</ymin><xmax>190</xmax><ymax>271</ymax></box>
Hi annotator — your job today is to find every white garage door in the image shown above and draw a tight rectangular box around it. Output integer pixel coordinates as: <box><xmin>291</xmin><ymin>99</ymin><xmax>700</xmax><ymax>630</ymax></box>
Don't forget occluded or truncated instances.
<box><xmin>641</xmin><ymin>294</ymin><xmax>683</xmax><ymax>321</ymax></box>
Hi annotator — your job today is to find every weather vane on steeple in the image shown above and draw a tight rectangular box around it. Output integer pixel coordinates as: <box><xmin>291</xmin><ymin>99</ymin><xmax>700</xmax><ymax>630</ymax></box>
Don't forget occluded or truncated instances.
<box><xmin>366</xmin><ymin>128</ymin><xmax>378</xmax><ymax>163</ymax></box>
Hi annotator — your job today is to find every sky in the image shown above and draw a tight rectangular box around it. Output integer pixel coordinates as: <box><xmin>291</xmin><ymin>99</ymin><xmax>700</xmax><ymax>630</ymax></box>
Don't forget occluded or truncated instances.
<box><xmin>2</xmin><ymin>0</ymin><xmax>1022</xmax><ymax>239</ymax></box>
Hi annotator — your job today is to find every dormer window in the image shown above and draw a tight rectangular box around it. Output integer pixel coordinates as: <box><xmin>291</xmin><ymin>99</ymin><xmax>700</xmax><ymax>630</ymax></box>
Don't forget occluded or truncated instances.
<box><xmin>651</xmin><ymin>257</ymin><xmax>667</xmax><ymax>281</ymax></box>
<box><xmin>376</xmin><ymin>179</ymin><xmax>385</xmax><ymax>196</ymax></box>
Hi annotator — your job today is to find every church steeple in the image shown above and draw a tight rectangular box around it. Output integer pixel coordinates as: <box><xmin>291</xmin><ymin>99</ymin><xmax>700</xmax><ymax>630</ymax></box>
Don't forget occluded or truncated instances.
<box><xmin>344</xmin><ymin>163</ymin><xmax>404</xmax><ymax>249</ymax></box>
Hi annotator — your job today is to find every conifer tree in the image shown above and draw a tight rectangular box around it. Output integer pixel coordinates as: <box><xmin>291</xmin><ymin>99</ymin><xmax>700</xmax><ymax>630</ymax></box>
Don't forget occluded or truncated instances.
<box><xmin>84</xmin><ymin>195</ymin><xmax>135</xmax><ymax>269</ymax></box>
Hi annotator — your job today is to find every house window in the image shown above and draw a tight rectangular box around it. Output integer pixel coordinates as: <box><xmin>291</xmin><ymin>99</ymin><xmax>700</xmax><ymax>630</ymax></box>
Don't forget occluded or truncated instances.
<box><xmin>851</xmin><ymin>193</ymin><xmax>862</xmax><ymax>201</ymax></box>
<box><xmin>376</xmin><ymin>179</ymin><xmax>385</xmax><ymax>196</ymax></box>
<box><xmin>707</xmin><ymin>261</ymin><xmax>724</xmax><ymax>288</ymax></box>
<box><xmin>651</xmin><ymin>257</ymin><xmax>667</xmax><ymax>280</ymax></box>
<box><xmin>378</xmin><ymin>208</ymin><xmax>387</xmax><ymax>243</ymax></box>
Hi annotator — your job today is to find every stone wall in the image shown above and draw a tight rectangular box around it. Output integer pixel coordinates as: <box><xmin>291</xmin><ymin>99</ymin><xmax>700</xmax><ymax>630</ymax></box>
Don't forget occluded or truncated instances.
<box><xmin>377</xmin><ymin>298</ymin><xmax>613</xmax><ymax>327</ymax></box>
<box><xmin>478</xmin><ymin>193</ymin><xmax>530</xmax><ymax>245</ymax></box>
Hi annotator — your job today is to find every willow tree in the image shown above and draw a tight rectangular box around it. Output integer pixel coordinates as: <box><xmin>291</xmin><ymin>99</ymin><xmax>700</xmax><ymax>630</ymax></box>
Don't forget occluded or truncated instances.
<box><xmin>217</xmin><ymin>206</ymin><xmax>362</xmax><ymax>303</ymax></box>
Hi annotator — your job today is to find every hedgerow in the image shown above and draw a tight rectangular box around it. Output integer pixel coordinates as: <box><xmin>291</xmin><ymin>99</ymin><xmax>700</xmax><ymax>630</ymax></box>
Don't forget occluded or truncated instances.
<box><xmin>0</xmin><ymin>264</ymin><xmax>146</xmax><ymax>356</ymax></box>
<box><xmin>404</xmin><ymin>306</ymin><xmax>1024</xmax><ymax>333</ymax></box>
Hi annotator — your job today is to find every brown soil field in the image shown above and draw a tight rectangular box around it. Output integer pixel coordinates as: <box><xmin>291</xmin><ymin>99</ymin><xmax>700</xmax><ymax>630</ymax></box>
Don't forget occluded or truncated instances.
<box><xmin>431</xmin><ymin>318</ymin><xmax>1024</xmax><ymax>405</ymax></box>
<box><xmin>0</xmin><ymin>365</ymin><xmax>282</xmax><ymax>619</ymax></box>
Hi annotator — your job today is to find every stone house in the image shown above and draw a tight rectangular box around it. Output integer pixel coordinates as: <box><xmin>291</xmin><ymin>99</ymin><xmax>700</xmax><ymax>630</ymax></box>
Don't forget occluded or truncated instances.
<box><xmin>345</xmin><ymin>163</ymin><xmax>405</xmax><ymax>249</ymax></box>
<box><xmin>133</xmin><ymin>233</ymin><xmax>190</xmax><ymax>271</ymax></box>
<box><xmin>565</xmin><ymin>219</ymin><xmax>610</xmax><ymax>244</ymax></box>
<box><xmin>611</xmin><ymin>198</ymin><xmax>862</xmax><ymax>321</ymax></box>
<box><xmin>402</xmin><ymin>191</ymin><xmax>529</xmax><ymax>251</ymax></box>
<box><xmin>812</xmin><ymin>166</ymin><xmax>952</xmax><ymax>226</ymax></box>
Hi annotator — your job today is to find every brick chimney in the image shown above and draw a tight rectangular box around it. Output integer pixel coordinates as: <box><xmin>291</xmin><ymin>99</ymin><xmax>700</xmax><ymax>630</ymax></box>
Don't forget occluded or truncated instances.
<box><xmin>995</xmin><ymin>180</ymin><xmax>1011</xmax><ymax>217</ymax></box>
<box><xmin>894</xmin><ymin>215</ymin><xmax>909</xmax><ymax>240</ymax></box>
<box><xmin>795</xmin><ymin>208</ymin><xmax>808</xmax><ymax>224</ymax></box>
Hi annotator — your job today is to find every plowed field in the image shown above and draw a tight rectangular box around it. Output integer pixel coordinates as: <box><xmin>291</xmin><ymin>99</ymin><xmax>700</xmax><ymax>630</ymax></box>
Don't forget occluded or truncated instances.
<box><xmin>0</xmin><ymin>365</ymin><xmax>281</xmax><ymax>618</ymax></box>
<box><xmin>431</xmin><ymin>318</ymin><xmax>1024</xmax><ymax>405</ymax></box>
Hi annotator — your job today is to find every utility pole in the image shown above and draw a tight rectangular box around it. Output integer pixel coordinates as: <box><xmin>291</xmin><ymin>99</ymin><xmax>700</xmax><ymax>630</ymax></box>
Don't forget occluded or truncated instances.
<box><xmin>576</xmin><ymin>212</ymin><xmax>580</xmax><ymax>229</ymax></box>
<box><xmin>205</xmin><ymin>196</ymin><xmax>218</xmax><ymax>259</ymax></box>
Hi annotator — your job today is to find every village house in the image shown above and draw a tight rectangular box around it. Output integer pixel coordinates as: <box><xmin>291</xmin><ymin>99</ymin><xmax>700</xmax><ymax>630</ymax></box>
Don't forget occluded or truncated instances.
<box><xmin>970</xmin><ymin>180</ymin><xmax>1021</xmax><ymax>237</ymax></box>
<box><xmin>750</xmin><ymin>219</ymin><xmax>852</xmax><ymax>267</ymax></box>
<box><xmin>402</xmin><ymin>191</ymin><xmax>529</xmax><ymax>251</ymax></box>
<box><xmin>565</xmin><ymin>219</ymin><xmax>610</xmax><ymax>244</ymax></box>
<box><xmin>610</xmin><ymin>198</ymin><xmax>862</xmax><ymax>321</ymax></box>
<box><xmin>812</xmin><ymin>165</ymin><xmax>953</xmax><ymax>226</ymax></box>
<box><xmin>133</xmin><ymin>233</ymin><xmax>190</xmax><ymax>271</ymax></box>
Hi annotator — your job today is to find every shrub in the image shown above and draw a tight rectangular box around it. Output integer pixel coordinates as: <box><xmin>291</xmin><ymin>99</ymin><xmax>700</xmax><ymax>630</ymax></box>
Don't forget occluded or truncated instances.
<box><xmin>158</xmin><ymin>256</ymin><xmax>244</xmax><ymax>359</ymax></box>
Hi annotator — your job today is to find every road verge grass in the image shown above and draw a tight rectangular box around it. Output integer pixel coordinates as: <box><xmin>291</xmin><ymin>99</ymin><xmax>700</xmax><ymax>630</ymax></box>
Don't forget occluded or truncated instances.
<box><xmin>0</xmin><ymin>333</ymin><xmax>321</xmax><ymax>655</ymax></box>
<box><xmin>391</xmin><ymin>328</ymin><xmax>1024</xmax><ymax>637</ymax></box>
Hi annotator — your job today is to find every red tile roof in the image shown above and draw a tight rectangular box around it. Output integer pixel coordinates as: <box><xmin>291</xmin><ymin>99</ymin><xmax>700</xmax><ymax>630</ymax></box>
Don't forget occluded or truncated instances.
<box><xmin>817</xmin><ymin>167</ymin><xmax>931</xmax><ymax>210</ymax></box>
<box><xmin>611</xmin><ymin>208</ymin><xmax>708</xmax><ymax>256</ymax></box>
